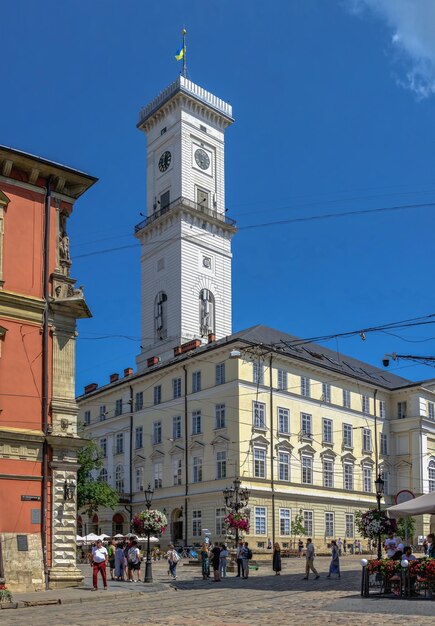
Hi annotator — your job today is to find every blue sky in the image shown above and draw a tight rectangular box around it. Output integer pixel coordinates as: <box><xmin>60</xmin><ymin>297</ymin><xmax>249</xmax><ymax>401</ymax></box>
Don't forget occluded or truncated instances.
<box><xmin>2</xmin><ymin>0</ymin><xmax>435</xmax><ymax>392</ymax></box>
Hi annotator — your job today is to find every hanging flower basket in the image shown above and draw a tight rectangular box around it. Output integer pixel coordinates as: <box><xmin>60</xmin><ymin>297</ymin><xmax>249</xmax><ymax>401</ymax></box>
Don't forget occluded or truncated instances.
<box><xmin>356</xmin><ymin>509</ymin><xmax>397</xmax><ymax>540</ymax></box>
<box><xmin>132</xmin><ymin>509</ymin><xmax>167</xmax><ymax>536</ymax></box>
<box><xmin>225</xmin><ymin>512</ymin><xmax>250</xmax><ymax>533</ymax></box>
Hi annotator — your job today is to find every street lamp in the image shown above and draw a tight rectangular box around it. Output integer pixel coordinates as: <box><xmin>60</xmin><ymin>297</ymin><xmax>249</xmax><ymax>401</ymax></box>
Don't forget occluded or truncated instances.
<box><xmin>223</xmin><ymin>477</ymin><xmax>250</xmax><ymax>546</ymax></box>
<box><xmin>144</xmin><ymin>483</ymin><xmax>154</xmax><ymax>583</ymax></box>
<box><xmin>374</xmin><ymin>473</ymin><xmax>385</xmax><ymax>560</ymax></box>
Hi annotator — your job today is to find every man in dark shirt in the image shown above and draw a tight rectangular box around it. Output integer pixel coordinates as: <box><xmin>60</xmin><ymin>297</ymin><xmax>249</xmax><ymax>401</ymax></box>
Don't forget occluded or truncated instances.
<box><xmin>211</xmin><ymin>541</ymin><xmax>221</xmax><ymax>582</ymax></box>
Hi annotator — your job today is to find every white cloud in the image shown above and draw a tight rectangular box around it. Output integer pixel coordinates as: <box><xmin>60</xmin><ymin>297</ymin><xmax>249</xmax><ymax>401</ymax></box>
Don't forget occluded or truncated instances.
<box><xmin>347</xmin><ymin>0</ymin><xmax>435</xmax><ymax>98</ymax></box>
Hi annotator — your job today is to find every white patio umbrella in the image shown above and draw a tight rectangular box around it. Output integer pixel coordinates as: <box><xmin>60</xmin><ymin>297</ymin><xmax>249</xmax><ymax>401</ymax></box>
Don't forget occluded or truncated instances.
<box><xmin>98</xmin><ymin>534</ymin><xmax>110</xmax><ymax>540</ymax></box>
<box><xmin>113</xmin><ymin>533</ymin><xmax>124</xmax><ymax>539</ymax></box>
<box><xmin>84</xmin><ymin>532</ymin><xmax>100</xmax><ymax>541</ymax></box>
<box><xmin>136</xmin><ymin>536</ymin><xmax>159</xmax><ymax>543</ymax></box>
<box><xmin>387</xmin><ymin>491</ymin><xmax>435</xmax><ymax>518</ymax></box>
<box><xmin>76</xmin><ymin>535</ymin><xmax>84</xmax><ymax>543</ymax></box>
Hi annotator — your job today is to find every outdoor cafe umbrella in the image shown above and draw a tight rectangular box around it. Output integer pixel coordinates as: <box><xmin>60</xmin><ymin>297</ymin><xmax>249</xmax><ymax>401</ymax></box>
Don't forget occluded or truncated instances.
<box><xmin>113</xmin><ymin>533</ymin><xmax>124</xmax><ymax>539</ymax></box>
<box><xmin>387</xmin><ymin>491</ymin><xmax>435</xmax><ymax>519</ymax></box>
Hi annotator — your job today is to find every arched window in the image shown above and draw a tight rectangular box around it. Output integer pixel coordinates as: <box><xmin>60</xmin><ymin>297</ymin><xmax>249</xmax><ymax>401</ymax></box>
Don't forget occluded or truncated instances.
<box><xmin>429</xmin><ymin>460</ymin><xmax>435</xmax><ymax>492</ymax></box>
<box><xmin>154</xmin><ymin>291</ymin><xmax>168</xmax><ymax>340</ymax></box>
<box><xmin>112</xmin><ymin>513</ymin><xmax>125</xmax><ymax>536</ymax></box>
<box><xmin>98</xmin><ymin>468</ymin><xmax>108</xmax><ymax>483</ymax></box>
<box><xmin>199</xmin><ymin>289</ymin><xmax>215</xmax><ymax>337</ymax></box>
<box><xmin>115</xmin><ymin>465</ymin><xmax>124</xmax><ymax>494</ymax></box>
<box><xmin>91</xmin><ymin>514</ymin><xmax>99</xmax><ymax>535</ymax></box>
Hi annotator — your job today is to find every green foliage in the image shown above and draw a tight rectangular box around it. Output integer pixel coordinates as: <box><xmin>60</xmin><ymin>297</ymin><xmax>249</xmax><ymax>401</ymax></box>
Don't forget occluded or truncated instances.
<box><xmin>292</xmin><ymin>512</ymin><xmax>306</xmax><ymax>538</ymax></box>
<box><xmin>396</xmin><ymin>516</ymin><xmax>416</xmax><ymax>543</ymax></box>
<box><xmin>77</xmin><ymin>439</ymin><xmax>119</xmax><ymax>517</ymax></box>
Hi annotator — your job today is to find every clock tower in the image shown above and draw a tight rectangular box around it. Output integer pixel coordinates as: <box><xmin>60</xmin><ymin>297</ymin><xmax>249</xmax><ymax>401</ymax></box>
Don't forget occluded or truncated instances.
<box><xmin>135</xmin><ymin>76</ymin><xmax>236</xmax><ymax>370</ymax></box>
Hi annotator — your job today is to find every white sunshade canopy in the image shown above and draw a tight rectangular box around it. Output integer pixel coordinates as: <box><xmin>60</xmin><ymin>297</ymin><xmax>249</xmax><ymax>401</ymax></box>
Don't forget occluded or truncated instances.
<box><xmin>98</xmin><ymin>534</ymin><xmax>111</xmax><ymax>540</ymax></box>
<box><xmin>84</xmin><ymin>533</ymin><xmax>100</xmax><ymax>541</ymax></box>
<box><xmin>113</xmin><ymin>533</ymin><xmax>125</xmax><ymax>539</ymax></box>
<box><xmin>387</xmin><ymin>491</ymin><xmax>435</xmax><ymax>519</ymax></box>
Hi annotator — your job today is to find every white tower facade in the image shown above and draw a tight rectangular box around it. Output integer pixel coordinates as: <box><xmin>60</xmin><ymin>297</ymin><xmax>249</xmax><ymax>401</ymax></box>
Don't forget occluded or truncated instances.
<box><xmin>135</xmin><ymin>77</ymin><xmax>236</xmax><ymax>370</ymax></box>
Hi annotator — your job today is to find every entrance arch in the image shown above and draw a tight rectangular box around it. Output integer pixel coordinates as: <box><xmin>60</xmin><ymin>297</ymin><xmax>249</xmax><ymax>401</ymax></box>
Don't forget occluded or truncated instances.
<box><xmin>112</xmin><ymin>513</ymin><xmax>126</xmax><ymax>536</ymax></box>
<box><xmin>171</xmin><ymin>508</ymin><xmax>183</xmax><ymax>545</ymax></box>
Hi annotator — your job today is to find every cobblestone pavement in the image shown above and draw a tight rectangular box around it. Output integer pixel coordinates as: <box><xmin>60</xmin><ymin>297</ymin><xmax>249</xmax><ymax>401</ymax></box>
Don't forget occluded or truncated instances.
<box><xmin>3</xmin><ymin>556</ymin><xmax>435</xmax><ymax>626</ymax></box>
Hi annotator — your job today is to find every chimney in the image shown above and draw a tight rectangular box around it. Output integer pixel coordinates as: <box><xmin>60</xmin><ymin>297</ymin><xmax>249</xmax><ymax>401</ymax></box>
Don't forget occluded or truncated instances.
<box><xmin>147</xmin><ymin>356</ymin><xmax>160</xmax><ymax>367</ymax></box>
<box><xmin>110</xmin><ymin>373</ymin><xmax>119</xmax><ymax>383</ymax></box>
<box><xmin>208</xmin><ymin>333</ymin><xmax>216</xmax><ymax>343</ymax></box>
<box><xmin>124</xmin><ymin>367</ymin><xmax>133</xmax><ymax>377</ymax></box>
<box><xmin>84</xmin><ymin>383</ymin><xmax>98</xmax><ymax>394</ymax></box>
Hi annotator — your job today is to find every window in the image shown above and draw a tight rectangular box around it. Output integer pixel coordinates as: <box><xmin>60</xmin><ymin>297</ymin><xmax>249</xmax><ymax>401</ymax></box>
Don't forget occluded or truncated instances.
<box><xmin>135</xmin><ymin>392</ymin><xmax>143</xmax><ymax>411</ymax></box>
<box><xmin>278</xmin><ymin>451</ymin><xmax>290</xmax><ymax>481</ymax></box>
<box><xmin>278</xmin><ymin>407</ymin><xmax>290</xmax><ymax>434</ymax></box>
<box><xmin>192</xmin><ymin>371</ymin><xmax>201</xmax><ymax>393</ymax></box>
<box><xmin>172</xmin><ymin>458</ymin><xmax>182</xmax><ymax>485</ymax></box>
<box><xmin>135</xmin><ymin>427</ymin><xmax>143</xmax><ymax>449</ymax></box>
<box><xmin>301</xmin><ymin>376</ymin><xmax>310</xmax><ymax>398</ymax></box>
<box><xmin>254</xmin><ymin>447</ymin><xmax>266</xmax><ymax>478</ymax></box>
<box><xmin>379</xmin><ymin>400</ymin><xmax>386</xmax><ymax>418</ymax></box>
<box><xmin>322</xmin><ymin>418</ymin><xmax>333</xmax><ymax>444</ymax></box>
<box><xmin>303</xmin><ymin>510</ymin><xmax>313</xmax><ymax>535</ymax></box>
<box><xmin>363</xmin><ymin>428</ymin><xmax>372</xmax><ymax>452</ymax></box>
<box><xmin>253</xmin><ymin>401</ymin><xmax>266</xmax><ymax>429</ymax></box>
<box><xmin>84</xmin><ymin>410</ymin><xmax>91</xmax><ymax>425</ymax></box>
<box><xmin>192</xmin><ymin>510</ymin><xmax>202</xmax><ymax>537</ymax></box>
<box><xmin>254</xmin><ymin>506</ymin><xmax>267</xmax><ymax>535</ymax></box>
<box><xmin>160</xmin><ymin>190</ymin><xmax>170</xmax><ymax>209</ymax></box>
<box><xmin>172</xmin><ymin>415</ymin><xmax>182</xmax><ymax>440</ymax></box>
<box><xmin>397</xmin><ymin>401</ymin><xmax>407</xmax><ymax>419</ymax></box>
<box><xmin>115</xmin><ymin>465</ymin><xmax>124</xmax><ymax>493</ymax></box>
<box><xmin>279</xmin><ymin>509</ymin><xmax>291</xmax><ymax>536</ymax></box>
<box><xmin>196</xmin><ymin>188</ymin><xmax>210</xmax><ymax>208</ymax></box>
<box><xmin>193</xmin><ymin>456</ymin><xmax>203</xmax><ymax>483</ymax></box>
<box><xmin>135</xmin><ymin>467</ymin><xmax>143</xmax><ymax>491</ymax></box>
<box><xmin>343</xmin><ymin>423</ymin><xmax>353</xmax><ymax>448</ymax></box>
<box><xmin>153</xmin><ymin>462</ymin><xmax>163</xmax><ymax>489</ymax></box>
<box><xmin>155</xmin><ymin>291</ymin><xmax>168</xmax><ymax>340</ymax></box>
<box><xmin>277</xmin><ymin>368</ymin><xmax>288</xmax><ymax>391</ymax></box>
<box><xmin>301</xmin><ymin>455</ymin><xmax>313</xmax><ymax>484</ymax></box>
<box><xmin>344</xmin><ymin>463</ymin><xmax>354</xmax><ymax>490</ymax></box>
<box><xmin>343</xmin><ymin>389</ymin><xmax>351</xmax><ymax>408</ymax></box>
<box><xmin>323</xmin><ymin>459</ymin><xmax>334</xmax><ymax>488</ymax></box>
<box><xmin>362</xmin><ymin>395</ymin><xmax>370</xmax><ymax>414</ymax></box>
<box><xmin>301</xmin><ymin>413</ymin><xmax>312</xmax><ymax>439</ymax></box>
<box><xmin>215</xmin><ymin>363</ymin><xmax>225</xmax><ymax>385</ymax></box>
<box><xmin>98</xmin><ymin>468</ymin><xmax>108</xmax><ymax>483</ymax></box>
<box><xmin>216</xmin><ymin>507</ymin><xmax>226</xmax><ymax>535</ymax></box>
<box><xmin>380</xmin><ymin>433</ymin><xmax>388</xmax><ymax>456</ymax></box>
<box><xmin>428</xmin><ymin>402</ymin><xmax>435</xmax><ymax>421</ymax></box>
<box><xmin>192</xmin><ymin>410</ymin><xmax>202</xmax><ymax>435</ymax></box>
<box><xmin>99</xmin><ymin>438</ymin><xmax>107</xmax><ymax>458</ymax></box>
<box><xmin>322</xmin><ymin>383</ymin><xmax>331</xmax><ymax>403</ymax></box>
<box><xmin>115</xmin><ymin>433</ymin><xmax>124</xmax><ymax>454</ymax></box>
<box><xmin>99</xmin><ymin>405</ymin><xmax>106</xmax><ymax>421</ymax></box>
<box><xmin>199</xmin><ymin>289</ymin><xmax>215</xmax><ymax>337</ymax></box>
<box><xmin>363</xmin><ymin>465</ymin><xmax>372</xmax><ymax>493</ymax></box>
<box><xmin>173</xmin><ymin>377</ymin><xmax>182</xmax><ymax>399</ymax></box>
<box><xmin>381</xmin><ymin>468</ymin><xmax>389</xmax><ymax>496</ymax></box>
<box><xmin>215</xmin><ymin>404</ymin><xmax>226</xmax><ymax>429</ymax></box>
<box><xmin>345</xmin><ymin>513</ymin><xmax>354</xmax><ymax>538</ymax></box>
<box><xmin>429</xmin><ymin>460</ymin><xmax>435</xmax><ymax>492</ymax></box>
<box><xmin>115</xmin><ymin>399</ymin><xmax>123</xmax><ymax>416</ymax></box>
<box><xmin>253</xmin><ymin>360</ymin><xmax>264</xmax><ymax>385</ymax></box>
<box><xmin>216</xmin><ymin>450</ymin><xmax>226</xmax><ymax>479</ymax></box>
<box><xmin>153</xmin><ymin>385</ymin><xmax>162</xmax><ymax>405</ymax></box>
<box><xmin>153</xmin><ymin>421</ymin><xmax>162</xmax><ymax>445</ymax></box>
<box><xmin>325</xmin><ymin>512</ymin><xmax>334</xmax><ymax>537</ymax></box>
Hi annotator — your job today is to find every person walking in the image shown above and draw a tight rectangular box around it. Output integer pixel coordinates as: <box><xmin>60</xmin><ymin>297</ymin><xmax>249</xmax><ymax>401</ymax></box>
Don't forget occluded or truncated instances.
<box><xmin>327</xmin><ymin>540</ymin><xmax>340</xmax><ymax>579</ymax></box>
<box><xmin>236</xmin><ymin>540</ymin><xmax>244</xmax><ymax>577</ymax></box>
<box><xmin>219</xmin><ymin>543</ymin><xmax>228</xmax><ymax>579</ymax></box>
<box><xmin>303</xmin><ymin>538</ymin><xmax>319</xmax><ymax>580</ymax></box>
<box><xmin>127</xmin><ymin>540</ymin><xmax>141</xmax><ymax>582</ymax></box>
<box><xmin>114</xmin><ymin>542</ymin><xmax>125</xmax><ymax>580</ymax></box>
<box><xmin>272</xmin><ymin>542</ymin><xmax>282</xmax><ymax>575</ymax></box>
<box><xmin>166</xmin><ymin>543</ymin><xmax>179</xmax><ymax>580</ymax></box>
<box><xmin>211</xmin><ymin>541</ymin><xmax>221</xmax><ymax>582</ymax></box>
<box><xmin>201</xmin><ymin>543</ymin><xmax>210</xmax><ymax>580</ymax></box>
<box><xmin>107</xmin><ymin>539</ymin><xmax>115</xmax><ymax>580</ymax></box>
<box><xmin>91</xmin><ymin>539</ymin><xmax>108</xmax><ymax>590</ymax></box>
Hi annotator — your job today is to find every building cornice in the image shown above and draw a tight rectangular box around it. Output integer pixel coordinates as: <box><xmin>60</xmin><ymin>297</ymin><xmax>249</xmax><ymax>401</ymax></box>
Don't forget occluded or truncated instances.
<box><xmin>0</xmin><ymin>290</ymin><xmax>45</xmax><ymax>324</ymax></box>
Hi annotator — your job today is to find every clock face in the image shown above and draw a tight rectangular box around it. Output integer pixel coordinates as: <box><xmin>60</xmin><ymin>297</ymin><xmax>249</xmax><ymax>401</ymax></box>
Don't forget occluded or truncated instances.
<box><xmin>158</xmin><ymin>151</ymin><xmax>172</xmax><ymax>173</ymax></box>
<box><xmin>194</xmin><ymin>148</ymin><xmax>210</xmax><ymax>170</ymax></box>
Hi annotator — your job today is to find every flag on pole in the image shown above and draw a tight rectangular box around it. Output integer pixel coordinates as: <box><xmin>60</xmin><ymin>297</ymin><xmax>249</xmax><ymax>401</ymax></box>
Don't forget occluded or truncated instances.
<box><xmin>175</xmin><ymin>44</ymin><xmax>185</xmax><ymax>61</ymax></box>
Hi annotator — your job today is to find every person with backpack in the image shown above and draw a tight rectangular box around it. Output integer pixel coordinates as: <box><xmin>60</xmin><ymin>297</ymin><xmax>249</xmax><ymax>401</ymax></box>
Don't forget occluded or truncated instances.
<box><xmin>166</xmin><ymin>543</ymin><xmax>180</xmax><ymax>579</ymax></box>
<box><xmin>127</xmin><ymin>540</ymin><xmax>141</xmax><ymax>582</ymax></box>
<box><xmin>241</xmin><ymin>541</ymin><xmax>252</xmax><ymax>579</ymax></box>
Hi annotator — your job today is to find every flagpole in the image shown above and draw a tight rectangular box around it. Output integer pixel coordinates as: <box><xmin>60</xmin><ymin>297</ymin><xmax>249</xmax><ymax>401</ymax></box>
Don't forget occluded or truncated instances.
<box><xmin>182</xmin><ymin>28</ymin><xmax>187</xmax><ymax>78</ymax></box>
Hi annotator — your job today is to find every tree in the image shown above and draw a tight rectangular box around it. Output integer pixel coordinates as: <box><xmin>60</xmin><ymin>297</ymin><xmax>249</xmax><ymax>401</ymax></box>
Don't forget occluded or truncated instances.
<box><xmin>77</xmin><ymin>439</ymin><xmax>119</xmax><ymax>517</ymax></box>
<box><xmin>292</xmin><ymin>512</ymin><xmax>306</xmax><ymax>546</ymax></box>
<box><xmin>397</xmin><ymin>517</ymin><xmax>416</xmax><ymax>544</ymax></box>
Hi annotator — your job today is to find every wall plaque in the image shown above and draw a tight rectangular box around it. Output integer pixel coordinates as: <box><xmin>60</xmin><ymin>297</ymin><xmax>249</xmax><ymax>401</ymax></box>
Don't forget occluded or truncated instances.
<box><xmin>17</xmin><ymin>535</ymin><xmax>28</xmax><ymax>551</ymax></box>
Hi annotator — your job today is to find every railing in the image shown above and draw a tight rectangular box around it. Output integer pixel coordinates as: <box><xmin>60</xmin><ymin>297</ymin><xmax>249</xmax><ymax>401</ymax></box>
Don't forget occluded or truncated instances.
<box><xmin>135</xmin><ymin>196</ymin><xmax>236</xmax><ymax>232</ymax></box>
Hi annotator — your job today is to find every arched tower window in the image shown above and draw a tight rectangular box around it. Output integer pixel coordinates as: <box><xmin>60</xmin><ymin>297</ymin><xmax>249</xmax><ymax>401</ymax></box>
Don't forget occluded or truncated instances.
<box><xmin>154</xmin><ymin>291</ymin><xmax>168</xmax><ymax>340</ymax></box>
<box><xmin>429</xmin><ymin>459</ymin><xmax>435</xmax><ymax>492</ymax></box>
<box><xmin>199</xmin><ymin>289</ymin><xmax>215</xmax><ymax>337</ymax></box>
<box><xmin>112</xmin><ymin>513</ymin><xmax>125</xmax><ymax>536</ymax></box>
<box><xmin>98</xmin><ymin>468</ymin><xmax>108</xmax><ymax>483</ymax></box>
<box><xmin>115</xmin><ymin>465</ymin><xmax>125</xmax><ymax>494</ymax></box>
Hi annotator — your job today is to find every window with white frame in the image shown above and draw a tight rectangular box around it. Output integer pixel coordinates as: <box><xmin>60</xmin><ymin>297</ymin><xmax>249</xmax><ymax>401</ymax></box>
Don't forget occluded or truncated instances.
<box><xmin>99</xmin><ymin>437</ymin><xmax>107</xmax><ymax>458</ymax></box>
<box><xmin>115</xmin><ymin>433</ymin><xmax>124</xmax><ymax>454</ymax></box>
<box><xmin>279</xmin><ymin>508</ymin><xmax>291</xmax><ymax>536</ymax></box>
<box><xmin>98</xmin><ymin>468</ymin><xmax>108</xmax><ymax>483</ymax></box>
<box><xmin>278</xmin><ymin>407</ymin><xmax>290</xmax><ymax>434</ymax></box>
<box><xmin>379</xmin><ymin>400</ymin><xmax>386</xmax><ymax>418</ymax></box>
<box><xmin>253</xmin><ymin>401</ymin><xmax>266</xmax><ymax>429</ymax></box>
<box><xmin>135</xmin><ymin>427</ymin><xmax>143</xmax><ymax>449</ymax></box>
<box><xmin>215</xmin><ymin>404</ymin><xmax>226</xmax><ymax>429</ymax></box>
<box><xmin>135</xmin><ymin>466</ymin><xmax>143</xmax><ymax>491</ymax></box>
<box><xmin>323</xmin><ymin>458</ymin><xmax>334</xmax><ymax>488</ymax></box>
<box><xmin>429</xmin><ymin>460</ymin><xmax>435</xmax><ymax>492</ymax></box>
<box><xmin>192</xmin><ymin>410</ymin><xmax>202</xmax><ymax>435</ymax></box>
<box><xmin>253</xmin><ymin>360</ymin><xmax>264</xmax><ymax>385</ymax></box>
<box><xmin>278</xmin><ymin>451</ymin><xmax>290</xmax><ymax>481</ymax></box>
<box><xmin>84</xmin><ymin>410</ymin><xmax>91</xmax><ymax>425</ymax></box>
<box><xmin>363</xmin><ymin>428</ymin><xmax>372</xmax><ymax>452</ymax></box>
<box><xmin>115</xmin><ymin>465</ymin><xmax>124</xmax><ymax>493</ymax></box>
<box><xmin>303</xmin><ymin>510</ymin><xmax>313</xmax><ymax>535</ymax></box>
<box><xmin>135</xmin><ymin>392</ymin><xmax>143</xmax><ymax>411</ymax></box>
<box><xmin>216</xmin><ymin>450</ymin><xmax>227</xmax><ymax>479</ymax></box>
<box><xmin>192</xmin><ymin>510</ymin><xmax>202</xmax><ymax>537</ymax></box>
<box><xmin>322</xmin><ymin>382</ymin><xmax>331</xmax><ymax>403</ymax></box>
<box><xmin>301</xmin><ymin>413</ymin><xmax>312</xmax><ymax>438</ymax></box>
<box><xmin>325</xmin><ymin>512</ymin><xmax>334</xmax><ymax>537</ymax></box>
<box><xmin>345</xmin><ymin>513</ymin><xmax>354</xmax><ymax>538</ymax></box>
<box><xmin>343</xmin><ymin>423</ymin><xmax>353</xmax><ymax>448</ymax></box>
<box><xmin>215</xmin><ymin>363</ymin><xmax>225</xmax><ymax>385</ymax></box>
<box><xmin>192</xmin><ymin>371</ymin><xmax>201</xmax><ymax>393</ymax></box>
<box><xmin>172</xmin><ymin>458</ymin><xmax>182</xmax><ymax>485</ymax></box>
<box><xmin>153</xmin><ymin>385</ymin><xmax>162</xmax><ymax>405</ymax></box>
<box><xmin>115</xmin><ymin>399</ymin><xmax>123</xmax><ymax>416</ymax></box>
<box><xmin>322</xmin><ymin>418</ymin><xmax>333</xmax><ymax>444</ymax></box>
<box><xmin>254</xmin><ymin>506</ymin><xmax>267</xmax><ymax>535</ymax></box>
<box><xmin>99</xmin><ymin>405</ymin><xmax>106</xmax><ymax>421</ymax></box>
<box><xmin>153</xmin><ymin>421</ymin><xmax>162</xmax><ymax>445</ymax></box>
<box><xmin>301</xmin><ymin>376</ymin><xmax>311</xmax><ymax>397</ymax></box>
<box><xmin>380</xmin><ymin>433</ymin><xmax>388</xmax><ymax>455</ymax></box>
<box><xmin>428</xmin><ymin>401</ymin><xmax>435</xmax><ymax>421</ymax></box>
<box><xmin>254</xmin><ymin>447</ymin><xmax>266</xmax><ymax>478</ymax></box>
<box><xmin>153</xmin><ymin>461</ymin><xmax>163</xmax><ymax>489</ymax></box>
<box><xmin>301</xmin><ymin>455</ymin><xmax>313</xmax><ymax>484</ymax></box>
<box><xmin>397</xmin><ymin>401</ymin><xmax>407</xmax><ymax>419</ymax></box>
<box><xmin>363</xmin><ymin>464</ymin><xmax>372</xmax><ymax>493</ymax></box>
<box><xmin>362</xmin><ymin>395</ymin><xmax>370</xmax><ymax>414</ymax></box>
<box><xmin>343</xmin><ymin>389</ymin><xmax>351</xmax><ymax>408</ymax></box>
<box><xmin>215</xmin><ymin>507</ymin><xmax>226</xmax><ymax>535</ymax></box>
<box><xmin>380</xmin><ymin>467</ymin><xmax>389</xmax><ymax>496</ymax></box>
<box><xmin>173</xmin><ymin>377</ymin><xmax>182</xmax><ymax>399</ymax></box>
<box><xmin>193</xmin><ymin>456</ymin><xmax>203</xmax><ymax>483</ymax></box>
<box><xmin>172</xmin><ymin>415</ymin><xmax>182</xmax><ymax>439</ymax></box>
<box><xmin>344</xmin><ymin>462</ymin><xmax>354</xmax><ymax>490</ymax></box>
<box><xmin>277</xmin><ymin>368</ymin><xmax>288</xmax><ymax>391</ymax></box>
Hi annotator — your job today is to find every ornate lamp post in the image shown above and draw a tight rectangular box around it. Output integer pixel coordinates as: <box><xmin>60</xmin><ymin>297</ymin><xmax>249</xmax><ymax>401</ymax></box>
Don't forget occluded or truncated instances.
<box><xmin>144</xmin><ymin>483</ymin><xmax>154</xmax><ymax>583</ymax></box>
<box><xmin>374</xmin><ymin>473</ymin><xmax>385</xmax><ymax>561</ymax></box>
<box><xmin>223</xmin><ymin>477</ymin><xmax>250</xmax><ymax>546</ymax></box>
